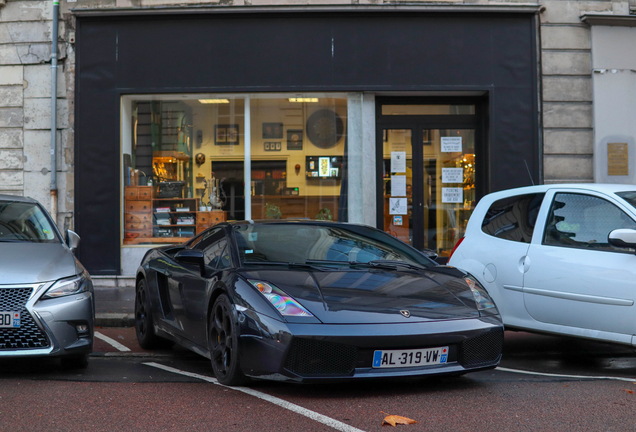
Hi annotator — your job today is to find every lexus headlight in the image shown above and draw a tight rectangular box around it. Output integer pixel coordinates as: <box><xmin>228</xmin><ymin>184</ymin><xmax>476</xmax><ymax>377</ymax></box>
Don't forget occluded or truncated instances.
<box><xmin>43</xmin><ymin>274</ymin><xmax>89</xmax><ymax>299</ymax></box>
<box><xmin>465</xmin><ymin>277</ymin><xmax>495</xmax><ymax>310</ymax></box>
<box><xmin>248</xmin><ymin>280</ymin><xmax>313</xmax><ymax>317</ymax></box>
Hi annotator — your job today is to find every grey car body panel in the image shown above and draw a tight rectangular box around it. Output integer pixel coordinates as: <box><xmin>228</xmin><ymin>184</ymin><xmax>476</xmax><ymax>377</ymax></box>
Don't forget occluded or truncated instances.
<box><xmin>0</xmin><ymin>244</ymin><xmax>80</xmax><ymax>284</ymax></box>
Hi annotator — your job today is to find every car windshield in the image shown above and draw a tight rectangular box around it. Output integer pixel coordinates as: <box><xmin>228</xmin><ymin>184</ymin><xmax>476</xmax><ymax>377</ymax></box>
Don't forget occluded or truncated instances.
<box><xmin>232</xmin><ymin>223</ymin><xmax>435</xmax><ymax>268</ymax></box>
<box><xmin>0</xmin><ymin>200</ymin><xmax>60</xmax><ymax>243</ymax></box>
<box><xmin>616</xmin><ymin>191</ymin><xmax>636</xmax><ymax>213</ymax></box>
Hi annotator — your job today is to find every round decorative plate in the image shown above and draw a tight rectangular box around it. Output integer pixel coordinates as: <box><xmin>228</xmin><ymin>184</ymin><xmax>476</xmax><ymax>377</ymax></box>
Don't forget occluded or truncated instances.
<box><xmin>306</xmin><ymin>109</ymin><xmax>344</xmax><ymax>149</ymax></box>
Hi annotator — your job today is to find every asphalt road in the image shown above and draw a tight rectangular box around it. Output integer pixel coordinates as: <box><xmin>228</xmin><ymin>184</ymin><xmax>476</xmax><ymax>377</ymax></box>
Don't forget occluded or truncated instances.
<box><xmin>1</xmin><ymin>330</ymin><xmax>636</xmax><ymax>432</ymax></box>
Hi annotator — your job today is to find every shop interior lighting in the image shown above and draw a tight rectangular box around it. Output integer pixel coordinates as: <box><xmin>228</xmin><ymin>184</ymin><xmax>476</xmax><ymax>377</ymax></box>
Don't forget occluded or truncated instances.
<box><xmin>288</xmin><ymin>98</ymin><xmax>319</xmax><ymax>103</ymax></box>
<box><xmin>198</xmin><ymin>99</ymin><xmax>230</xmax><ymax>104</ymax></box>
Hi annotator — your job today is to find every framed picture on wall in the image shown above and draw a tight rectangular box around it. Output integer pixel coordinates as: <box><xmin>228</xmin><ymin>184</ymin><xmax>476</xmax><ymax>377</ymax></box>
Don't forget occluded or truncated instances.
<box><xmin>263</xmin><ymin>123</ymin><xmax>283</xmax><ymax>139</ymax></box>
<box><xmin>215</xmin><ymin>125</ymin><xmax>227</xmax><ymax>144</ymax></box>
<box><xmin>227</xmin><ymin>124</ymin><xmax>239</xmax><ymax>144</ymax></box>
<box><xmin>287</xmin><ymin>129</ymin><xmax>303</xmax><ymax>151</ymax></box>
<box><xmin>264</xmin><ymin>142</ymin><xmax>281</xmax><ymax>152</ymax></box>
<box><xmin>215</xmin><ymin>124</ymin><xmax>239</xmax><ymax>145</ymax></box>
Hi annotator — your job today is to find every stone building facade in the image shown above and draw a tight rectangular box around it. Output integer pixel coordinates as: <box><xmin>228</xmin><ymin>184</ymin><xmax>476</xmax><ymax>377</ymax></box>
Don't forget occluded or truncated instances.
<box><xmin>0</xmin><ymin>0</ymin><xmax>635</xmax><ymax>276</ymax></box>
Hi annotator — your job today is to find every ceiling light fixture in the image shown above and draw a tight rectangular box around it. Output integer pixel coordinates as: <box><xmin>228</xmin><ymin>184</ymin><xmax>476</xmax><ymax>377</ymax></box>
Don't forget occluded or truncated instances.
<box><xmin>288</xmin><ymin>98</ymin><xmax>319</xmax><ymax>103</ymax></box>
<box><xmin>199</xmin><ymin>99</ymin><xmax>230</xmax><ymax>104</ymax></box>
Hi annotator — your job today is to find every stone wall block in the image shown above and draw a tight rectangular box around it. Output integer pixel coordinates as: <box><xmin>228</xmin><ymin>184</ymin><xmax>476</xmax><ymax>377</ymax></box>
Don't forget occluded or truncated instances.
<box><xmin>24</xmin><ymin>63</ymin><xmax>66</xmax><ymax>98</ymax></box>
<box><xmin>544</xmin><ymin>154</ymin><xmax>593</xmax><ymax>181</ymax></box>
<box><xmin>0</xmin><ymin>149</ymin><xmax>24</xmax><ymax>170</ymax></box>
<box><xmin>23</xmin><ymin>129</ymin><xmax>67</xmax><ymax>171</ymax></box>
<box><xmin>541</xmin><ymin>26</ymin><xmax>590</xmax><ymax>50</ymax></box>
<box><xmin>0</xmin><ymin>170</ymin><xmax>23</xmax><ymax>189</ymax></box>
<box><xmin>0</xmin><ymin>86</ymin><xmax>24</xmax><ymax>108</ymax></box>
<box><xmin>0</xmin><ymin>66</ymin><xmax>23</xmax><ymax>85</ymax></box>
<box><xmin>0</xmin><ymin>45</ymin><xmax>22</xmax><ymax>65</ymax></box>
<box><xmin>0</xmin><ymin>128</ymin><xmax>23</xmax><ymax>148</ymax></box>
<box><xmin>56</xmin><ymin>170</ymin><xmax>73</xmax><ymax>214</ymax></box>
<box><xmin>0</xmin><ymin>22</ymin><xmax>52</xmax><ymax>44</ymax></box>
<box><xmin>23</xmin><ymin>170</ymin><xmax>51</xmax><ymax>208</ymax></box>
<box><xmin>250</xmin><ymin>0</ymin><xmax>350</xmax><ymax>4</ymax></box>
<box><xmin>543</xmin><ymin>76</ymin><xmax>592</xmax><ymax>102</ymax></box>
<box><xmin>540</xmin><ymin>1</ymin><xmax>613</xmax><ymax>24</ymax></box>
<box><xmin>0</xmin><ymin>1</ymin><xmax>53</xmax><ymax>22</ymax></box>
<box><xmin>543</xmin><ymin>103</ymin><xmax>593</xmax><ymax>128</ymax></box>
<box><xmin>544</xmin><ymin>129</ymin><xmax>593</xmax><ymax>155</ymax></box>
<box><xmin>0</xmin><ymin>108</ymin><xmax>23</xmax><ymax>128</ymax></box>
<box><xmin>24</xmin><ymin>98</ymin><xmax>69</xmax><ymax>130</ymax></box>
<box><xmin>543</xmin><ymin>51</ymin><xmax>591</xmax><ymax>75</ymax></box>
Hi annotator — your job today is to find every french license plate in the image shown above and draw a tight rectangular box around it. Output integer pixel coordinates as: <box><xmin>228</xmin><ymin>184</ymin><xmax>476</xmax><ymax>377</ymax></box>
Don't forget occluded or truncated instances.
<box><xmin>373</xmin><ymin>346</ymin><xmax>448</xmax><ymax>368</ymax></box>
<box><xmin>0</xmin><ymin>311</ymin><xmax>20</xmax><ymax>328</ymax></box>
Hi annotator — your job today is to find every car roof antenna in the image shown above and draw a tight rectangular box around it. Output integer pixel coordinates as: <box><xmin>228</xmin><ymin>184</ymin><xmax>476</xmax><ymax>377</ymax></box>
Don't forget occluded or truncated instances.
<box><xmin>524</xmin><ymin>159</ymin><xmax>535</xmax><ymax>186</ymax></box>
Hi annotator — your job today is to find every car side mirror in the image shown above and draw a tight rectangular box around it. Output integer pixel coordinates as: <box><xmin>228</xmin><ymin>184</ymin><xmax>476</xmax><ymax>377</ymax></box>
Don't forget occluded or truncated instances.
<box><xmin>66</xmin><ymin>229</ymin><xmax>80</xmax><ymax>253</ymax></box>
<box><xmin>608</xmin><ymin>229</ymin><xmax>636</xmax><ymax>250</ymax></box>
<box><xmin>175</xmin><ymin>249</ymin><xmax>206</xmax><ymax>277</ymax></box>
<box><xmin>421</xmin><ymin>248</ymin><xmax>438</xmax><ymax>261</ymax></box>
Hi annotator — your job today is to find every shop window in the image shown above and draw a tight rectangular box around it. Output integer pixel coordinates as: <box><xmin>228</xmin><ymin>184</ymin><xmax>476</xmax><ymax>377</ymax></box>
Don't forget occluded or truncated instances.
<box><xmin>122</xmin><ymin>94</ymin><xmax>348</xmax><ymax>246</ymax></box>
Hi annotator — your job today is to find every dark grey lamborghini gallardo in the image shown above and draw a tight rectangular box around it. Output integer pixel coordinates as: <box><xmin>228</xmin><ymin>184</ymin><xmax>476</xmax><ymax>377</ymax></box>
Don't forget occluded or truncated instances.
<box><xmin>135</xmin><ymin>220</ymin><xmax>503</xmax><ymax>386</ymax></box>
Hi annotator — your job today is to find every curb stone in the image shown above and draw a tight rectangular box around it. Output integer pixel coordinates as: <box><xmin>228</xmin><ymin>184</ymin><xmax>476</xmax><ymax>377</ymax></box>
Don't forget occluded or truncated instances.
<box><xmin>95</xmin><ymin>313</ymin><xmax>134</xmax><ymax>328</ymax></box>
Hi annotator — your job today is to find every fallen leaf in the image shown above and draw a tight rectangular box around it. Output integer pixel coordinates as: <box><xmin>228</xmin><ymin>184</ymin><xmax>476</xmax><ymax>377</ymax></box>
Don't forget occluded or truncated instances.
<box><xmin>381</xmin><ymin>414</ymin><xmax>418</xmax><ymax>427</ymax></box>
<box><xmin>622</xmin><ymin>389</ymin><xmax>634</xmax><ymax>394</ymax></box>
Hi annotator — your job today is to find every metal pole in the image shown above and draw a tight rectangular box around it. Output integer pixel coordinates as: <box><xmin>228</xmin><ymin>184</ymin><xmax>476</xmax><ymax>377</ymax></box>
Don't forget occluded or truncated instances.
<box><xmin>50</xmin><ymin>0</ymin><xmax>59</xmax><ymax>225</ymax></box>
<box><xmin>244</xmin><ymin>96</ymin><xmax>251</xmax><ymax>220</ymax></box>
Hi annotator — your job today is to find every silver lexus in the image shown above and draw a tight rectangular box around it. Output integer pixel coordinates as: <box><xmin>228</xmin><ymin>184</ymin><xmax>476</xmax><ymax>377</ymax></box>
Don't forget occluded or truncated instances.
<box><xmin>0</xmin><ymin>195</ymin><xmax>94</xmax><ymax>368</ymax></box>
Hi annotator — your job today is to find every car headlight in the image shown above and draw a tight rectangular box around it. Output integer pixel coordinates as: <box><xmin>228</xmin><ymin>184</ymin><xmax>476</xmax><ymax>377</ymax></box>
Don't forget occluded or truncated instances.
<box><xmin>465</xmin><ymin>277</ymin><xmax>496</xmax><ymax>310</ymax></box>
<box><xmin>248</xmin><ymin>280</ymin><xmax>313</xmax><ymax>317</ymax></box>
<box><xmin>42</xmin><ymin>274</ymin><xmax>89</xmax><ymax>299</ymax></box>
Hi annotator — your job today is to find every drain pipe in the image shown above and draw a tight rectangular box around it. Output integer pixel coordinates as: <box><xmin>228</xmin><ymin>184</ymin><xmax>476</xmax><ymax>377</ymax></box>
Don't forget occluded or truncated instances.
<box><xmin>50</xmin><ymin>0</ymin><xmax>59</xmax><ymax>224</ymax></box>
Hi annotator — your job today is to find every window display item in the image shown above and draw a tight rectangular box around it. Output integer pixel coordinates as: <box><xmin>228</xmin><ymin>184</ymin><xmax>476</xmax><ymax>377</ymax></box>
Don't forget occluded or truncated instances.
<box><xmin>158</xmin><ymin>181</ymin><xmax>186</xmax><ymax>198</ymax></box>
<box><xmin>306</xmin><ymin>109</ymin><xmax>344</xmax><ymax>149</ymax></box>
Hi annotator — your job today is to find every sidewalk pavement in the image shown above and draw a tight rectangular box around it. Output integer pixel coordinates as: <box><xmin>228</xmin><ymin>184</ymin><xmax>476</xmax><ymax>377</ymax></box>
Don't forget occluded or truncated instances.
<box><xmin>94</xmin><ymin>285</ymin><xmax>135</xmax><ymax>327</ymax></box>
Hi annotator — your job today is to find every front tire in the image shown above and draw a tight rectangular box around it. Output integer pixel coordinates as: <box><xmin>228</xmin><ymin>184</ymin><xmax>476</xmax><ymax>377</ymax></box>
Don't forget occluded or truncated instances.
<box><xmin>208</xmin><ymin>294</ymin><xmax>247</xmax><ymax>386</ymax></box>
<box><xmin>135</xmin><ymin>278</ymin><xmax>173</xmax><ymax>349</ymax></box>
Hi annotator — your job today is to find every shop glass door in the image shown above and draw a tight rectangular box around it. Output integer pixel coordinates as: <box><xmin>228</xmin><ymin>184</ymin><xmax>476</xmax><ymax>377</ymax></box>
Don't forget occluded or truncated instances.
<box><xmin>381</xmin><ymin>125</ymin><xmax>476</xmax><ymax>258</ymax></box>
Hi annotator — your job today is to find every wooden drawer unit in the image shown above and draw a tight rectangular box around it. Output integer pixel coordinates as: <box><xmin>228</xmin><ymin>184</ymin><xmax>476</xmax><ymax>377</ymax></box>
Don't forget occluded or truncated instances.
<box><xmin>124</xmin><ymin>228</ymin><xmax>152</xmax><ymax>239</ymax></box>
<box><xmin>125</xmin><ymin>213</ymin><xmax>151</xmax><ymax>225</ymax></box>
<box><xmin>125</xmin><ymin>200</ymin><xmax>152</xmax><ymax>213</ymax></box>
<box><xmin>125</xmin><ymin>186</ymin><xmax>154</xmax><ymax>201</ymax></box>
<box><xmin>210</xmin><ymin>211</ymin><xmax>226</xmax><ymax>224</ymax></box>
<box><xmin>196</xmin><ymin>225</ymin><xmax>211</xmax><ymax>235</ymax></box>
<box><xmin>125</xmin><ymin>220</ymin><xmax>152</xmax><ymax>230</ymax></box>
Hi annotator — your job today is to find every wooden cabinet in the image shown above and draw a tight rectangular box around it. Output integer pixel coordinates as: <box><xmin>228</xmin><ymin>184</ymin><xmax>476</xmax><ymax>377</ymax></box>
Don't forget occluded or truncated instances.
<box><xmin>196</xmin><ymin>210</ymin><xmax>227</xmax><ymax>234</ymax></box>
<box><xmin>123</xmin><ymin>186</ymin><xmax>153</xmax><ymax>243</ymax></box>
<box><xmin>124</xmin><ymin>189</ymin><xmax>229</xmax><ymax>245</ymax></box>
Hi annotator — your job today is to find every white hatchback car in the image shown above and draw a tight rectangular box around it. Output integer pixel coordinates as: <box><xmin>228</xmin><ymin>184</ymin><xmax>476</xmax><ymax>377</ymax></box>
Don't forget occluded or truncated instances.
<box><xmin>449</xmin><ymin>183</ymin><xmax>636</xmax><ymax>347</ymax></box>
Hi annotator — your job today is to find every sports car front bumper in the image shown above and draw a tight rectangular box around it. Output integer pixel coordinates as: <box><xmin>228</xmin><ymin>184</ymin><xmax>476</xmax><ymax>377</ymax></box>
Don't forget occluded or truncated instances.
<box><xmin>237</xmin><ymin>311</ymin><xmax>503</xmax><ymax>383</ymax></box>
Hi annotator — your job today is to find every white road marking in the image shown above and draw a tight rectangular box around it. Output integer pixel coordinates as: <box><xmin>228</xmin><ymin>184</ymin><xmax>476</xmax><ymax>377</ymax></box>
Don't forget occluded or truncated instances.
<box><xmin>144</xmin><ymin>362</ymin><xmax>367</xmax><ymax>432</ymax></box>
<box><xmin>94</xmin><ymin>331</ymin><xmax>131</xmax><ymax>352</ymax></box>
<box><xmin>497</xmin><ymin>366</ymin><xmax>636</xmax><ymax>383</ymax></box>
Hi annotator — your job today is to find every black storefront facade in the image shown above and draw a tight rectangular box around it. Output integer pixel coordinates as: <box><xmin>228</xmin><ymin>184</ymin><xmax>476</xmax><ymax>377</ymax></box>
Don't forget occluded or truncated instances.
<box><xmin>74</xmin><ymin>7</ymin><xmax>541</xmax><ymax>275</ymax></box>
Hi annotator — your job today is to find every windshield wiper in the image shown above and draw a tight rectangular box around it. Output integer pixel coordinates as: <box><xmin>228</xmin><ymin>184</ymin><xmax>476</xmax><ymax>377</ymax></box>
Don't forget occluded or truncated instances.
<box><xmin>242</xmin><ymin>261</ymin><xmax>328</xmax><ymax>271</ymax></box>
<box><xmin>306</xmin><ymin>259</ymin><xmax>428</xmax><ymax>271</ymax></box>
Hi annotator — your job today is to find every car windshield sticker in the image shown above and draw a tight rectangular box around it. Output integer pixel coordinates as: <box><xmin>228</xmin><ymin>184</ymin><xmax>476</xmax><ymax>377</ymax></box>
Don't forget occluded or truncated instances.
<box><xmin>248</xmin><ymin>233</ymin><xmax>258</xmax><ymax>241</ymax></box>
<box><xmin>245</xmin><ymin>249</ymin><xmax>253</xmax><ymax>254</ymax></box>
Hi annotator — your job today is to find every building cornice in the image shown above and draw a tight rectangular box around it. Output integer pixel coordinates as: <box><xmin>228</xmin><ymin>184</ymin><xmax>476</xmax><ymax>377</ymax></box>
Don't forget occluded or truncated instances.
<box><xmin>71</xmin><ymin>3</ymin><xmax>542</xmax><ymax>18</ymax></box>
<box><xmin>581</xmin><ymin>13</ymin><xmax>636</xmax><ymax>27</ymax></box>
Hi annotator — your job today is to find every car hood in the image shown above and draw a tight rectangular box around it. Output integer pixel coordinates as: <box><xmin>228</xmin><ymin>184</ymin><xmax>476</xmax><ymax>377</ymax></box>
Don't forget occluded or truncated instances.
<box><xmin>239</xmin><ymin>266</ymin><xmax>480</xmax><ymax>324</ymax></box>
<box><xmin>0</xmin><ymin>243</ymin><xmax>79</xmax><ymax>285</ymax></box>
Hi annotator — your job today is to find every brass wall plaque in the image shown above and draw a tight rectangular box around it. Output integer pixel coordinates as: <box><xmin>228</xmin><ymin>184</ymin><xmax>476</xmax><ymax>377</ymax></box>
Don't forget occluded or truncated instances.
<box><xmin>608</xmin><ymin>143</ymin><xmax>629</xmax><ymax>176</ymax></box>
